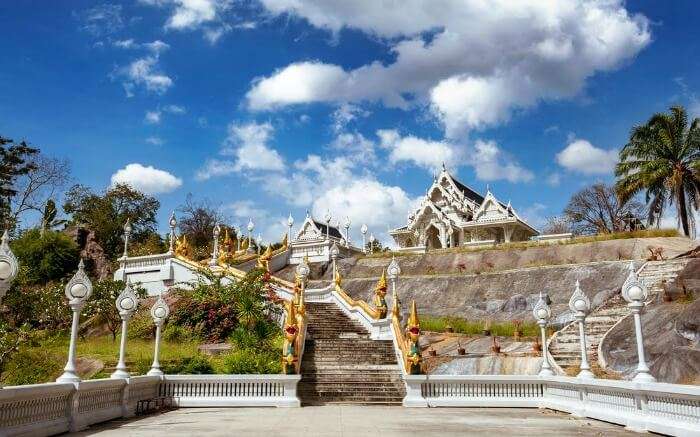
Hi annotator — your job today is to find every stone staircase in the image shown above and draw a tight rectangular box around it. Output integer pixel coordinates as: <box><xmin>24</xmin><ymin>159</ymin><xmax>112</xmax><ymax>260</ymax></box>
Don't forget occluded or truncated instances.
<box><xmin>298</xmin><ymin>302</ymin><xmax>406</xmax><ymax>405</ymax></box>
<box><xmin>548</xmin><ymin>259</ymin><xmax>691</xmax><ymax>376</ymax></box>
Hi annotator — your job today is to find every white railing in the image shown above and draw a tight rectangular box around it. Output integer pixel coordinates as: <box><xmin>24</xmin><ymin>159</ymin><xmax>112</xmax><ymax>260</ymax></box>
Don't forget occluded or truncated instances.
<box><xmin>403</xmin><ymin>375</ymin><xmax>700</xmax><ymax>436</ymax></box>
<box><xmin>0</xmin><ymin>374</ymin><xmax>299</xmax><ymax>436</ymax></box>
<box><xmin>159</xmin><ymin>375</ymin><xmax>301</xmax><ymax>408</ymax></box>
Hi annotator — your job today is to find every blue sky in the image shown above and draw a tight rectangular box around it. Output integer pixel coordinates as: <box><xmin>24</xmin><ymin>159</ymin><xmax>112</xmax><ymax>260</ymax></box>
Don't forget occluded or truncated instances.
<box><xmin>1</xmin><ymin>1</ymin><xmax>699</xmax><ymax>244</ymax></box>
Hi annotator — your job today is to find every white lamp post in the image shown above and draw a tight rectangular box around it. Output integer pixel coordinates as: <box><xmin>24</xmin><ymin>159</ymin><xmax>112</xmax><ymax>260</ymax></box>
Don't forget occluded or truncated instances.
<box><xmin>168</xmin><ymin>212</ymin><xmax>177</xmax><ymax>253</ymax></box>
<box><xmin>387</xmin><ymin>255</ymin><xmax>401</xmax><ymax>319</ymax></box>
<box><xmin>569</xmin><ymin>280</ymin><xmax>594</xmax><ymax>379</ymax></box>
<box><xmin>0</xmin><ymin>230</ymin><xmax>19</xmax><ymax>305</ymax></box>
<box><xmin>257</xmin><ymin>233</ymin><xmax>263</xmax><ymax>255</ymax></box>
<box><xmin>532</xmin><ymin>292</ymin><xmax>555</xmax><ymax>376</ymax></box>
<box><xmin>621</xmin><ymin>262</ymin><xmax>656</xmax><ymax>382</ymax></box>
<box><xmin>235</xmin><ymin>226</ymin><xmax>241</xmax><ymax>252</ymax></box>
<box><xmin>247</xmin><ymin>219</ymin><xmax>255</xmax><ymax>253</ymax></box>
<box><xmin>324</xmin><ymin>210</ymin><xmax>332</xmax><ymax>240</ymax></box>
<box><xmin>210</xmin><ymin>223</ymin><xmax>221</xmax><ymax>267</ymax></box>
<box><xmin>122</xmin><ymin>219</ymin><xmax>132</xmax><ymax>259</ymax></box>
<box><xmin>361</xmin><ymin>224</ymin><xmax>368</xmax><ymax>254</ymax></box>
<box><xmin>369</xmin><ymin>233</ymin><xmax>376</xmax><ymax>254</ymax></box>
<box><xmin>330</xmin><ymin>242</ymin><xmax>340</xmax><ymax>280</ymax></box>
<box><xmin>111</xmin><ymin>282</ymin><xmax>139</xmax><ymax>379</ymax></box>
<box><xmin>296</xmin><ymin>257</ymin><xmax>310</xmax><ymax>292</ymax></box>
<box><xmin>287</xmin><ymin>213</ymin><xmax>294</xmax><ymax>243</ymax></box>
<box><xmin>343</xmin><ymin>217</ymin><xmax>351</xmax><ymax>247</ymax></box>
<box><xmin>56</xmin><ymin>259</ymin><xmax>93</xmax><ymax>383</ymax></box>
<box><xmin>147</xmin><ymin>292</ymin><xmax>170</xmax><ymax>376</ymax></box>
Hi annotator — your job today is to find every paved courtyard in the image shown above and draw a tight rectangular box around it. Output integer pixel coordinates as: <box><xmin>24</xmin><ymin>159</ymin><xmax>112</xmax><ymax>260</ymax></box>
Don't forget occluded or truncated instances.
<box><xmin>73</xmin><ymin>406</ymin><xmax>636</xmax><ymax>436</ymax></box>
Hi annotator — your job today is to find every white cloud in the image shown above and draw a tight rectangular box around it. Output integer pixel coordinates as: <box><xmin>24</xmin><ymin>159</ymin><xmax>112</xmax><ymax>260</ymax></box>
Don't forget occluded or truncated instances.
<box><xmin>226</xmin><ymin>200</ymin><xmax>288</xmax><ymax>243</ymax></box>
<box><xmin>121</xmin><ymin>56</ymin><xmax>173</xmax><ymax>95</ymax></box>
<box><xmin>519</xmin><ymin>203</ymin><xmax>548</xmax><ymax>229</ymax></box>
<box><xmin>114</xmin><ymin>38</ymin><xmax>137</xmax><ymax>49</ymax></box>
<box><xmin>163</xmin><ymin>104</ymin><xmax>186</xmax><ymax>114</ymax></box>
<box><xmin>331</xmin><ymin>103</ymin><xmax>370</xmax><ymax>133</ymax></box>
<box><xmin>113</xmin><ymin>39</ymin><xmax>170</xmax><ymax>54</ymax></box>
<box><xmin>329</xmin><ymin>132</ymin><xmax>375</xmax><ymax>162</ymax></box>
<box><xmin>76</xmin><ymin>4</ymin><xmax>124</xmax><ymax>36</ymax></box>
<box><xmin>378</xmin><ymin>129</ymin><xmax>459</xmax><ymax>171</ymax></box>
<box><xmin>556</xmin><ymin>139</ymin><xmax>618</xmax><ymax>175</ymax></box>
<box><xmin>145</xmin><ymin>110</ymin><xmax>161</xmax><ymax>124</ymax></box>
<box><xmin>195</xmin><ymin>121</ymin><xmax>285</xmax><ymax>180</ymax></box>
<box><xmin>141</xmin><ymin>0</ymin><xmax>236</xmax><ymax>43</ymax></box>
<box><xmin>251</xmin><ymin>0</ymin><xmax>650</xmax><ymax>137</ymax></box>
<box><xmin>471</xmin><ymin>140</ymin><xmax>534</xmax><ymax>183</ymax></box>
<box><xmin>546</xmin><ymin>172</ymin><xmax>561</xmax><ymax>187</ymax></box>
<box><xmin>111</xmin><ymin>163</ymin><xmax>182</xmax><ymax>194</ymax></box>
<box><xmin>146</xmin><ymin>136</ymin><xmax>164</xmax><ymax>145</ymax></box>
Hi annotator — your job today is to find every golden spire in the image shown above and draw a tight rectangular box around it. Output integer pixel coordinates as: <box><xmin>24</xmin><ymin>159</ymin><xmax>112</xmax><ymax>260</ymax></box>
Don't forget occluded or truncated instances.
<box><xmin>408</xmin><ymin>300</ymin><xmax>420</xmax><ymax>327</ymax></box>
<box><xmin>281</xmin><ymin>232</ymin><xmax>288</xmax><ymax>248</ymax></box>
<box><xmin>262</xmin><ymin>245</ymin><xmax>273</xmax><ymax>259</ymax></box>
<box><xmin>375</xmin><ymin>270</ymin><xmax>387</xmax><ymax>293</ymax></box>
<box><xmin>392</xmin><ymin>289</ymin><xmax>400</xmax><ymax>318</ymax></box>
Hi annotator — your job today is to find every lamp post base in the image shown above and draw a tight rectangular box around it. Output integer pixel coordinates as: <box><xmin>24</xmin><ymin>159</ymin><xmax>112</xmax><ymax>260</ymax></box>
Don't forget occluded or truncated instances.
<box><xmin>576</xmin><ymin>369</ymin><xmax>596</xmax><ymax>379</ymax></box>
<box><xmin>56</xmin><ymin>371</ymin><xmax>81</xmax><ymax>383</ymax></box>
<box><xmin>632</xmin><ymin>370</ymin><xmax>657</xmax><ymax>383</ymax></box>
<box><xmin>538</xmin><ymin>368</ymin><xmax>555</xmax><ymax>377</ymax></box>
<box><xmin>110</xmin><ymin>369</ymin><xmax>130</xmax><ymax>379</ymax></box>
<box><xmin>147</xmin><ymin>368</ymin><xmax>163</xmax><ymax>376</ymax></box>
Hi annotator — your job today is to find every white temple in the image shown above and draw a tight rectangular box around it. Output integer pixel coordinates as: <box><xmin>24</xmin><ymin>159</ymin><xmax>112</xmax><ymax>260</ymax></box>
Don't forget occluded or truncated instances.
<box><xmin>390</xmin><ymin>166</ymin><xmax>538</xmax><ymax>251</ymax></box>
<box><xmin>288</xmin><ymin>213</ymin><xmax>360</xmax><ymax>264</ymax></box>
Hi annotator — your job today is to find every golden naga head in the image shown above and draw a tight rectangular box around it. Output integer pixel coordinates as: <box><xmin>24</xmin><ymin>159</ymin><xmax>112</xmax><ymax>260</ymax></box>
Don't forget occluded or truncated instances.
<box><xmin>392</xmin><ymin>290</ymin><xmax>401</xmax><ymax>319</ymax></box>
<box><xmin>262</xmin><ymin>245</ymin><xmax>273</xmax><ymax>260</ymax></box>
<box><xmin>407</xmin><ymin>300</ymin><xmax>421</xmax><ymax>342</ymax></box>
<box><xmin>281</xmin><ymin>233</ymin><xmax>288</xmax><ymax>249</ymax></box>
<box><xmin>175</xmin><ymin>235</ymin><xmax>192</xmax><ymax>258</ymax></box>
<box><xmin>374</xmin><ymin>270</ymin><xmax>388</xmax><ymax>297</ymax></box>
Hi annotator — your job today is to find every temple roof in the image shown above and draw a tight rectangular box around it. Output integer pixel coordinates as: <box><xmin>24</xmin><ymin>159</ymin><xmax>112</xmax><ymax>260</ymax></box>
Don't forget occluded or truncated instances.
<box><xmin>313</xmin><ymin>220</ymin><xmax>343</xmax><ymax>239</ymax></box>
<box><xmin>450</xmin><ymin>177</ymin><xmax>485</xmax><ymax>205</ymax></box>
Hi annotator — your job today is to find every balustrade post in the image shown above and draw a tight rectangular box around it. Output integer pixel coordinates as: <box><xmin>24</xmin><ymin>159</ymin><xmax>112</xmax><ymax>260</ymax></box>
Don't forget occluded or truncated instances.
<box><xmin>621</xmin><ymin>262</ymin><xmax>656</xmax><ymax>383</ymax></box>
<box><xmin>168</xmin><ymin>212</ymin><xmax>177</xmax><ymax>254</ymax></box>
<box><xmin>569</xmin><ymin>281</ymin><xmax>594</xmax><ymax>379</ymax></box>
<box><xmin>57</xmin><ymin>260</ymin><xmax>93</xmax><ymax>383</ymax></box>
<box><xmin>148</xmin><ymin>293</ymin><xmax>170</xmax><ymax>376</ymax></box>
<box><xmin>111</xmin><ymin>282</ymin><xmax>139</xmax><ymax>379</ymax></box>
<box><xmin>387</xmin><ymin>255</ymin><xmax>401</xmax><ymax>320</ymax></box>
<box><xmin>532</xmin><ymin>292</ymin><xmax>554</xmax><ymax>376</ymax></box>
<box><xmin>361</xmin><ymin>224</ymin><xmax>368</xmax><ymax>254</ymax></box>
<box><xmin>287</xmin><ymin>214</ymin><xmax>294</xmax><ymax>245</ymax></box>
<box><xmin>330</xmin><ymin>242</ymin><xmax>339</xmax><ymax>281</ymax></box>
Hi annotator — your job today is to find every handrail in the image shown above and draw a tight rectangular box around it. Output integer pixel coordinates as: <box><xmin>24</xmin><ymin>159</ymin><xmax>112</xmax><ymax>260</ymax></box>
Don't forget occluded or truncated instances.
<box><xmin>333</xmin><ymin>283</ymin><xmax>382</xmax><ymax>319</ymax></box>
<box><xmin>390</xmin><ymin>300</ymin><xmax>422</xmax><ymax>375</ymax></box>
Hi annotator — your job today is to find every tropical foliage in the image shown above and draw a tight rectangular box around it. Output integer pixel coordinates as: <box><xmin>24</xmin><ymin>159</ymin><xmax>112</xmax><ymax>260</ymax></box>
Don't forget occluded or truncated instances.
<box><xmin>616</xmin><ymin>106</ymin><xmax>700</xmax><ymax>237</ymax></box>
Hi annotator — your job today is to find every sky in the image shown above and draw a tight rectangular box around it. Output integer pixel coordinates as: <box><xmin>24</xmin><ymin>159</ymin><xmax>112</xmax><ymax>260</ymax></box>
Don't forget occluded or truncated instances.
<box><xmin>1</xmin><ymin>1</ymin><xmax>699</xmax><ymax>245</ymax></box>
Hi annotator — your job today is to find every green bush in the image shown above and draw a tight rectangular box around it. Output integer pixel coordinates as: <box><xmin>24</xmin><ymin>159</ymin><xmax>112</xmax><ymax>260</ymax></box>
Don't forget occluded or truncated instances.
<box><xmin>2</xmin><ymin>347</ymin><xmax>64</xmax><ymax>385</ymax></box>
<box><xmin>162</xmin><ymin>355</ymin><xmax>214</xmax><ymax>374</ymax></box>
<box><xmin>162</xmin><ymin>324</ymin><xmax>198</xmax><ymax>342</ymax></box>
<box><xmin>220</xmin><ymin>349</ymin><xmax>280</xmax><ymax>374</ymax></box>
<box><xmin>10</xmin><ymin>229</ymin><xmax>79</xmax><ymax>284</ymax></box>
<box><xmin>127</xmin><ymin>311</ymin><xmax>155</xmax><ymax>340</ymax></box>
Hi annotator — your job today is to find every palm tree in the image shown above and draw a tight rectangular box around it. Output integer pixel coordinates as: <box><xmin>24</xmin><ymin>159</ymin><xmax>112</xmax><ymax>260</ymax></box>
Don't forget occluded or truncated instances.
<box><xmin>615</xmin><ymin>106</ymin><xmax>700</xmax><ymax>237</ymax></box>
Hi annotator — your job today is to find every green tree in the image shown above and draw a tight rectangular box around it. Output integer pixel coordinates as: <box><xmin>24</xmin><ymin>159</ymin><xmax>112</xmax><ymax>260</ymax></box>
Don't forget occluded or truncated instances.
<box><xmin>10</xmin><ymin>229</ymin><xmax>79</xmax><ymax>284</ymax></box>
<box><xmin>83</xmin><ymin>279</ymin><xmax>147</xmax><ymax>340</ymax></box>
<box><xmin>0</xmin><ymin>137</ymin><xmax>38</xmax><ymax>228</ymax></box>
<box><xmin>63</xmin><ymin>184</ymin><xmax>160</xmax><ymax>258</ymax></box>
<box><xmin>40</xmin><ymin>199</ymin><xmax>67</xmax><ymax>236</ymax></box>
<box><xmin>616</xmin><ymin>106</ymin><xmax>700</xmax><ymax>237</ymax></box>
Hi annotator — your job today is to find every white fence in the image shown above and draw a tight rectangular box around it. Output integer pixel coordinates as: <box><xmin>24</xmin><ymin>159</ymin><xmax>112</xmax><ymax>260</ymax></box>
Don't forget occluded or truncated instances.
<box><xmin>404</xmin><ymin>375</ymin><xmax>700</xmax><ymax>436</ymax></box>
<box><xmin>160</xmin><ymin>375</ymin><xmax>300</xmax><ymax>408</ymax></box>
<box><xmin>0</xmin><ymin>374</ymin><xmax>300</xmax><ymax>437</ymax></box>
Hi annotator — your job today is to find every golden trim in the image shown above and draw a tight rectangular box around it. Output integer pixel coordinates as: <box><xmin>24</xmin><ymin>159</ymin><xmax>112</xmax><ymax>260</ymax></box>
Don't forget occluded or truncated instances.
<box><xmin>334</xmin><ymin>283</ymin><xmax>382</xmax><ymax>320</ymax></box>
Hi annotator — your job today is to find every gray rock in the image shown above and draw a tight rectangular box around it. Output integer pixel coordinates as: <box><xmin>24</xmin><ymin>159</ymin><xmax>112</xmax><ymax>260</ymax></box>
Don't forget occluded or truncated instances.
<box><xmin>501</xmin><ymin>294</ymin><xmax>528</xmax><ymax>313</ymax></box>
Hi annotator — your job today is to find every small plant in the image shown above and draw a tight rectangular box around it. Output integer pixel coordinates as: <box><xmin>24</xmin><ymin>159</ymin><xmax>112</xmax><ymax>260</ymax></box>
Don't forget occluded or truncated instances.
<box><xmin>444</xmin><ymin>324</ymin><xmax>454</xmax><ymax>334</ymax></box>
<box><xmin>513</xmin><ymin>320</ymin><xmax>523</xmax><ymax>340</ymax></box>
<box><xmin>491</xmin><ymin>336</ymin><xmax>501</xmax><ymax>354</ymax></box>
<box><xmin>428</xmin><ymin>348</ymin><xmax>437</xmax><ymax>357</ymax></box>
<box><xmin>482</xmin><ymin>319</ymin><xmax>492</xmax><ymax>336</ymax></box>
<box><xmin>457</xmin><ymin>340</ymin><xmax>465</xmax><ymax>356</ymax></box>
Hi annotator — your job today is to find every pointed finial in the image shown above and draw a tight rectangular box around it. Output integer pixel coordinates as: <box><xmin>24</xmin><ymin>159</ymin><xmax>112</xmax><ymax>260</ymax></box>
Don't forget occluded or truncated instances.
<box><xmin>287</xmin><ymin>212</ymin><xmax>294</xmax><ymax>227</ymax></box>
<box><xmin>1</xmin><ymin>229</ymin><xmax>9</xmax><ymax>249</ymax></box>
<box><xmin>305</xmin><ymin>209</ymin><xmax>310</xmax><ymax>219</ymax></box>
<box><xmin>408</xmin><ymin>300</ymin><xmax>420</xmax><ymax>327</ymax></box>
<box><xmin>441</xmin><ymin>162</ymin><xmax>446</xmax><ymax>171</ymax></box>
<box><xmin>486</xmin><ymin>184</ymin><xmax>490</xmax><ymax>194</ymax></box>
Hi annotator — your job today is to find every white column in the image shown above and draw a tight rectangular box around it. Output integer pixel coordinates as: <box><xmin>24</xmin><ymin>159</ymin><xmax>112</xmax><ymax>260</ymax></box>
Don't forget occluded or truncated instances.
<box><xmin>209</xmin><ymin>223</ymin><xmax>220</xmax><ymax>267</ymax></box>
<box><xmin>361</xmin><ymin>224</ymin><xmax>368</xmax><ymax>254</ymax></box>
<box><xmin>621</xmin><ymin>262</ymin><xmax>656</xmax><ymax>383</ymax></box>
<box><xmin>168</xmin><ymin>212</ymin><xmax>177</xmax><ymax>253</ymax></box>
<box><xmin>287</xmin><ymin>213</ymin><xmax>294</xmax><ymax>244</ymax></box>
<box><xmin>569</xmin><ymin>280</ymin><xmax>594</xmax><ymax>379</ymax></box>
<box><xmin>57</xmin><ymin>260</ymin><xmax>92</xmax><ymax>383</ymax></box>
<box><xmin>576</xmin><ymin>315</ymin><xmax>594</xmax><ymax>378</ymax></box>
<box><xmin>538</xmin><ymin>322</ymin><xmax>554</xmax><ymax>376</ymax></box>
<box><xmin>111</xmin><ymin>282</ymin><xmax>139</xmax><ymax>379</ymax></box>
<box><xmin>147</xmin><ymin>320</ymin><xmax>164</xmax><ymax>376</ymax></box>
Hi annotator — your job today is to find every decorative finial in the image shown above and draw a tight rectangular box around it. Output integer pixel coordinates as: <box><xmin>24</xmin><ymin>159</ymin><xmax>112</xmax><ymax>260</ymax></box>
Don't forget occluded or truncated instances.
<box><xmin>441</xmin><ymin>162</ymin><xmax>446</xmax><ymax>171</ymax></box>
<box><xmin>287</xmin><ymin>213</ymin><xmax>294</xmax><ymax>227</ymax></box>
<box><xmin>305</xmin><ymin>209</ymin><xmax>310</xmax><ymax>219</ymax></box>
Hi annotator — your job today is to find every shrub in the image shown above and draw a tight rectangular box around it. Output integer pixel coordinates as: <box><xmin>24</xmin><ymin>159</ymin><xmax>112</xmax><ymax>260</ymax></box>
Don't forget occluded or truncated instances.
<box><xmin>170</xmin><ymin>296</ymin><xmax>237</xmax><ymax>342</ymax></box>
<box><xmin>162</xmin><ymin>324</ymin><xmax>198</xmax><ymax>343</ymax></box>
<box><xmin>3</xmin><ymin>280</ymin><xmax>71</xmax><ymax>329</ymax></box>
<box><xmin>162</xmin><ymin>355</ymin><xmax>214</xmax><ymax>374</ymax></box>
<box><xmin>2</xmin><ymin>347</ymin><xmax>64</xmax><ymax>385</ymax></box>
<box><xmin>127</xmin><ymin>311</ymin><xmax>155</xmax><ymax>340</ymax></box>
<box><xmin>10</xmin><ymin>229</ymin><xmax>79</xmax><ymax>284</ymax></box>
<box><xmin>220</xmin><ymin>349</ymin><xmax>280</xmax><ymax>374</ymax></box>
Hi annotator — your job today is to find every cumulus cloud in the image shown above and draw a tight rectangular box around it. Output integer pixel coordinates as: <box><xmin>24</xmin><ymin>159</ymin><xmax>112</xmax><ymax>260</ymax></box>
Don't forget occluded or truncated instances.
<box><xmin>145</xmin><ymin>136</ymin><xmax>164</xmax><ymax>145</ymax></box>
<box><xmin>556</xmin><ymin>139</ymin><xmax>618</xmax><ymax>175</ymax></box>
<box><xmin>120</xmin><ymin>55</ymin><xmax>173</xmax><ymax>95</ymax></box>
<box><xmin>195</xmin><ymin>121</ymin><xmax>285</xmax><ymax>180</ymax></box>
<box><xmin>145</xmin><ymin>110</ymin><xmax>161</xmax><ymax>124</ymax></box>
<box><xmin>250</xmin><ymin>0</ymin><xmax>650</xmax><ymax>137</ymax></box>
<box><xmin>144</xmin><ymin>104</ymin><xmax>186</xmax><ymax>124</ymax></box>
<box><xmin>113</xmin><ymin>39</ymin><xmax>170</xmax><ymax>54</ymax></box>
<box><xmin>471</xmin><ymin>140</ymin><xmax>534</xmax><ymax>183</ymax></box>
<box><xmin>378</xmin><ymin>129</ymin><xmax>459</xmax><ymax>171</ymax></box>
<box><xmin>111</xmin><ymin>163</ymin><xmax>182</xmax><ymax>194</ymax></box>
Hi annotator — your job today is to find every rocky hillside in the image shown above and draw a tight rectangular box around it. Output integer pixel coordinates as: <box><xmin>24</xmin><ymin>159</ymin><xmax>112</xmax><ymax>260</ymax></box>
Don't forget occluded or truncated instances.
<box><xmin>275</xmin><ymin>237</ymin><xmax>696</xmax><ymax>326</ymax></box>
<box><xmin>600</xmin><ymin>259</ymin><xmax>700</xmax><ymax>384</ymax></box>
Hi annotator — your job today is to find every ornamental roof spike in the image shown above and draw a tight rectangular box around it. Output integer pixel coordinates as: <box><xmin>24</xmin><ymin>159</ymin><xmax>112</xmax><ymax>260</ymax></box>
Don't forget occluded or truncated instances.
<box><xmin>287</xmin><ymin>212</ymin><xmax>294</xmax><ymax>227</ymax></box>
<box><xmin>408</xmin><ymin>300</ymin><xmax>420</xmax><ymax>327</ymax></box>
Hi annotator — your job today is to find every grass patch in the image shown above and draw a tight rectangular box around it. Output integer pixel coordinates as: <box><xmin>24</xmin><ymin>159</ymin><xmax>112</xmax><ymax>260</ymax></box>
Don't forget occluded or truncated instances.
<box><xmin>367</xmin><ymin>228</ymin><xmax>680</xmax><ymax>259</ymax></box>
<box><xmin>422</xmin><ymin>316</ymin><xmax>540</xmax><ymax>338</ymax></box>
